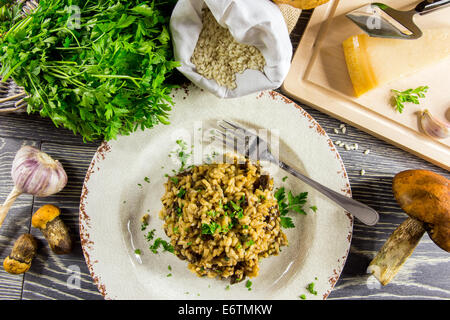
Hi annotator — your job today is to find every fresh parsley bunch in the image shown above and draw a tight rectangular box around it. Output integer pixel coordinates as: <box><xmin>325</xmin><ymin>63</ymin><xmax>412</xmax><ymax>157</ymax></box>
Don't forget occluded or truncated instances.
<box><xmin>0</xmin><ymin>0</ymin><xmax>180</xmax><ymax>141</ymax></box>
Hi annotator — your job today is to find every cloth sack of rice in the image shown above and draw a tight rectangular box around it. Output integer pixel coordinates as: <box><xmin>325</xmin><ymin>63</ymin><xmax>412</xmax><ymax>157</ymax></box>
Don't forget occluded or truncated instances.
<box><xmin>170</xmin><ymin>0</ymin><xmax>293</xmax><ymax>99</ymax></box>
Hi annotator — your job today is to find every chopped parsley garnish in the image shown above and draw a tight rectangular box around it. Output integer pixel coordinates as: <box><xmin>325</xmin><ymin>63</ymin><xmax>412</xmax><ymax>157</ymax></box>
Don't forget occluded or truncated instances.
<box><xmin>246</xmin><ymin>240</ymin><xmax>255</xmax><ymax>247</ymax></box>
<box><xmin>134</xmin><ymin>249</ymin><xmax>141</xmax><ymax>255</ymax></box>
<box><xmin>282</xmin><ymin>176</ymin><xmax>288</xmax><ymax>182</ymax></box>
<box><xmin>201</xmin><ymin>222</ymin><xmax>233</xmax><ymax>235</ymax></box>
<box><xmin>207</xmin><ymin>210</ymin><xmax>217</xmax><ymax>217</ymax></box>
<box><xmin>176</xmin><ymin>205</ymin><xmax>183</xmax><ymax>216</ymax></box>
<box><xmin>141</xmin><ymin>221</ymin><xmax>149</xmax><ymax>231</ymax></box>
<box><xmin>229</xmin><ymin>200</ymin><xmax>241</xmax><ymax>211</ymax></box>
<box><xmin>391</xmin><ymin>86</ymin><xmax>429</xmax><ymax>113</ymax></box>
<box><xmin>166</xmin><ymin>273</ymin><xmax>172</xmax><ymax>277</ymax></box>
<box><xmin>309</xmin><ymin>205</ymin><xmax>318</xmax><ymax>213</ymax></box>
<box><xmin>172</xmin><ymin>139</ymin><xmax>192</xmax><ymax>172</ymax></box>
<box><xmin>170</xmin><ymin>177</ymin><xmax>179</xmax><ymax>185</ymax></box>
<box><xmin>225</xmin><ymin>285</ymin><xmax>230</xmax><ymax>290</ymax></box>
<box><xmin>177</xmin><ymin>188</ymin><xmax>186</xmax><ymax>198</ymax></box>
<box><xmin>245</xmin><ymin>280</ymin><xmax>252</xmax><ymax>291</ymax></box>
<box><xmin>201</xmin><ymin>198</ymin><xmax>247</xmax><ymax>235</ymax></box>
<box><xmin>201</xmin><ymin>222</ymin><xmax>220</xmax><ymax>235</ymax></box>
<box><xmin>145</xmin><ymin>229</ymin><xmax>156</xmax><ymax>242</ymax></box>
<box><xmin>149</xmin><ymin>238</ymin><xmax>174</xmax><ymax>254</ymax></box>
<box><xmin>299</xmin><ymin>294</ymin><xmax>306</xmax><ymax>300</ymax></box>
<box><xmin>306</xmin><ymin>282</ymin><xmax>317</xmax><ymax>295</ymax></box>
<box><xmin>144</xmin><ymin>177</ymin><xmax>150</xmax><ymax>183</ymax></box>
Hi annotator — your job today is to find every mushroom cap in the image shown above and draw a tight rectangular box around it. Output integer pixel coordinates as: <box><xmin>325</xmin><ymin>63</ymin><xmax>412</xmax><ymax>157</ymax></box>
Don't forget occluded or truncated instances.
<box><xmin>3</xmin><ymin>256</ymin><xmax>31</xmax><ymax>274</ymax></box>
<box><xmin>31</xmin><ymin>204</ymin><xmax>61</xmax><ymax>229</ymax></box>
<box><xmin>3</xmin><ymin>234</ymin><xmax>37</xmax><ymax>274</ymax></box>
<box><xmin>392</xmin><ymin>169</ymin><xmax>450</xmax><ymax>252</ymax></box>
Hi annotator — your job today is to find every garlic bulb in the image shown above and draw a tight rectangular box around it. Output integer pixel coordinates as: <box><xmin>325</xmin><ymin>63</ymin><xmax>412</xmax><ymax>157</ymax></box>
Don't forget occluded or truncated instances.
<box><xmin>0</xmin><ymin>146</ymin><xmax>68</xmax><ymax>228</ymax></box>
<box><xmin>419</xmin><ymin>109</ymin><xmax>450</xmax><ymax>140</ymax></box>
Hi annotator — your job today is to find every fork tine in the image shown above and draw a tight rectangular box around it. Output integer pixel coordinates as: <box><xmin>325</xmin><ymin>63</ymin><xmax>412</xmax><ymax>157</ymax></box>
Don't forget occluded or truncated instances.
<box><xmin>213</xmin><ymin>128</ymin><xmax>250</xmax><ymax>156</ymax></box>
<box><xmin>218</xmin><ymin>123</ymin><xmax>246</xmax><ymax>141</ymax></box>
<box><xmin>221</xmin><ymin>120</ymin><xmax>251</xmax><ymax>135</ymax></box>
<box><xmin>221</xmin><ymin>120</ymin><xmax>263</xmax><ymax>143</ymax></box>
<box><xmin>212</xmin><ymin>129</ymin><xmax>235</xmax><ymax>146</ymax></box>
<box><xmin>221</xmin><ymin>120</ymin><xmax>239</xmax><ymax>130</ymax></box>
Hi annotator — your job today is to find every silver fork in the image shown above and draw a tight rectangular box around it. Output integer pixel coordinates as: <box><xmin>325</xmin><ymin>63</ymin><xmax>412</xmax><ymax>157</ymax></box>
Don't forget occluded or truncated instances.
<box><xmin>215</xmin><ymin>120</ymin><xmax>379</xmax><ymax>226</ymax></box>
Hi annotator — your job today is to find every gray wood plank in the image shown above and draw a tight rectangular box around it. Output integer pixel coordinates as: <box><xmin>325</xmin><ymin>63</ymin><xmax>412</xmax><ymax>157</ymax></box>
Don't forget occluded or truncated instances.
<box><xmin>22</xmin><ymin>142</ymin><xmax>102</xmax><ymax>300</ymax></box>
<box><xmin>0</xmin><ymin>113</ymin><xmax>100</xmax><ymax>147</ymax></box>
<box><xmin>0</xmin><ymin>138</ymin><xmax>39</xmax><ymax>300</ymax></box>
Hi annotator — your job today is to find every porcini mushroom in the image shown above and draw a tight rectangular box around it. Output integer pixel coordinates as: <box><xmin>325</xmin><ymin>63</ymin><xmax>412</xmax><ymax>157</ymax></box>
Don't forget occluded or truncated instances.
<box><xmin>368</xmin><ymin>169</ymin><xmax>449</xmax><ymax>285</ymax></box>
<box><xmin>3</xmin><ymin>234</ymin><xmax>38</xmax><ymax>274</ymax></box>
<box><xmin>31</xmin><ymin>204</ymin><xmax>72</xmax><ymax>254</ymax></box>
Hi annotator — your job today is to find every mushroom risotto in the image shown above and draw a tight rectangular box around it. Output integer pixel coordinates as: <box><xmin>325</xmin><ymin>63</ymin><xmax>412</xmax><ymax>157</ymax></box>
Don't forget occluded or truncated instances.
<box><xmin>159</xmin><ymin>159</ymin><xmax>287</xmax><ymax>283</ymax></box>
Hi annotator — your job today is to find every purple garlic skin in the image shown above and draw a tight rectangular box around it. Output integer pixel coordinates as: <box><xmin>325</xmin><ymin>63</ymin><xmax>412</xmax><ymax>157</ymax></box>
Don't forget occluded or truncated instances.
<box><xmin>419</xmin><ymin>109</ymin><xmax>450</xmax><ymax>140</ymax></box>
<box><xmin>11</xmin><ymin>146</ymin><xmax>68</xmax><ymax>197</ymax></box>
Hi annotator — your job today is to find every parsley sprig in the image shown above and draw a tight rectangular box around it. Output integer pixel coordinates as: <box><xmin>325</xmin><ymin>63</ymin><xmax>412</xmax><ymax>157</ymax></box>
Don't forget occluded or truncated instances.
<box><xmin>274</xmin><ymin>187</ymin><xmax>312</xmax><ymax>229</ymax></box>
<box><xmin>391</xmin><ymin>86</ymin><xmax>429</xmax><ymax>113</ymax></box>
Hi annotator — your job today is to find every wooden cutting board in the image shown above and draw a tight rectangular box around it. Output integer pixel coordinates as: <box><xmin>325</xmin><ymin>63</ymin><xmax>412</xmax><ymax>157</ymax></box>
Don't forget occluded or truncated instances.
<box><xmin>282</xmin><ymin>0</ymin><xmax>450</xmax><ymax>170</ymax></box>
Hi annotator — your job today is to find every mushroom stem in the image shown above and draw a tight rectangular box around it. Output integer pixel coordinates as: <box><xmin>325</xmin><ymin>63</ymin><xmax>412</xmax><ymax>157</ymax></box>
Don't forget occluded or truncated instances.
<box><xmin>367</xmin><ymin>217</ymin><xmax>425</xmax><ymax>285</ymax></box>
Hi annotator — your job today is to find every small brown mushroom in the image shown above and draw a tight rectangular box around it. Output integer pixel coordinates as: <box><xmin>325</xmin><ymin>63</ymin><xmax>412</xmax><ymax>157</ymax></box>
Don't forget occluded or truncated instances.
<box><xmin>368</xmin><ymin>169</ymin><xmax>450</xmax><ymax>285</ymax></box>
<box><xmin>3</xmin><ymin>234</ymin><xmax>38</xmax><ymax>274</ymax></box>
<box><xmin>31</xmin><ymin>204</ymin><xmax>72</xmax><ymax>254</ymax></box>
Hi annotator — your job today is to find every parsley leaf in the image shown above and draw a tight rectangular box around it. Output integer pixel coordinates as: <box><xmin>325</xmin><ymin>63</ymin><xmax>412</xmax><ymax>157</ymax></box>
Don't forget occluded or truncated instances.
<box><xmin>149</xmin><ymin>237</ymin><xmax>174</xmax><ymax>254</ymax></box>
<box><xmin>275</xmin><ymin>187</ymin><xmax>313</xmax><ymax>228</ymax></box>
<box><xmin>391</xmin><ymin>86</ymin><xmax>429</xmax><ymax>113</ymax></box>
<box><xmin>280</xmin><ymin>216</ymin><xmax>295</xmax><ymax>229</ymax></box>
<box><xmin>306</xmin><ymin>282</ymin><xmax>317</xmax><ymax>295</ymax></box>
<box><xmin>177</xmin><ymin>188</ymin><xmax>186</xmax><ymax>198</ymax></box>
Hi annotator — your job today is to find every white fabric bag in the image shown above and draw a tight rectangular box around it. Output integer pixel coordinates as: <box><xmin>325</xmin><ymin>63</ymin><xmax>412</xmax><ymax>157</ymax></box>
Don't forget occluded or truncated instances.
<box><xmin>170</xmin><ymin>0</ymin><xmax>293</xmax><ymax>98</ymax></box>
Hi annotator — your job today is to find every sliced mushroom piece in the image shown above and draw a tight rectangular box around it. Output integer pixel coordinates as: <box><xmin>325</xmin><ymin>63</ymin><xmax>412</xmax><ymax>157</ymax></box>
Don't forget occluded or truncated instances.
<box><xmin>368</xmin><ymin>170</ymin><xmax>450</xmax><ymax>285</ymax></box>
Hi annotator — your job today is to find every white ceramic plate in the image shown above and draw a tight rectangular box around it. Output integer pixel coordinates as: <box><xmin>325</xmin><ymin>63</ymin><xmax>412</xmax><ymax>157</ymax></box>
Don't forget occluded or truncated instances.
<box><xmin>79</xmin><ymin>85</ymin><xmax>353</xmax><ymax>300</ymax></box>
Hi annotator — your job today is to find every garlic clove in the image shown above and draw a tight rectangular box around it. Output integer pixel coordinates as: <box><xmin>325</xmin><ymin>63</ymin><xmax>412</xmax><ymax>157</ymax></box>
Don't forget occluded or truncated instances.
<box><xmin>419</xmin><ymin>109</ymin><xmax>450</xmax><ymax>140</ymax></box>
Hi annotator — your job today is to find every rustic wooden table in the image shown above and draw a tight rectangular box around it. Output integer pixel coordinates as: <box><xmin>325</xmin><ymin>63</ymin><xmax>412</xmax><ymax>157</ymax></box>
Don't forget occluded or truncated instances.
<box><xmin>0</xmin><ymin>10</ymin><xmax>449</xmax><ymax>300</ymax></box>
